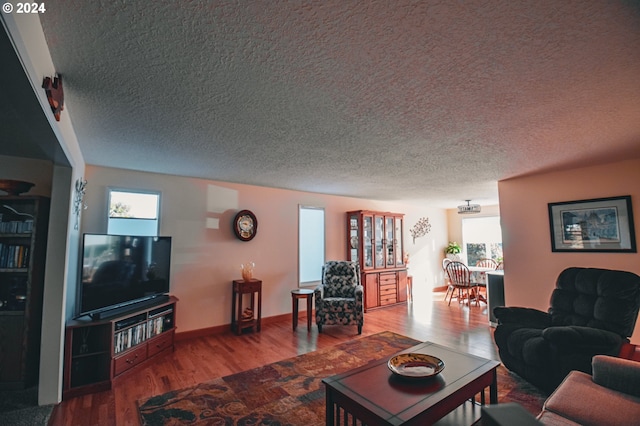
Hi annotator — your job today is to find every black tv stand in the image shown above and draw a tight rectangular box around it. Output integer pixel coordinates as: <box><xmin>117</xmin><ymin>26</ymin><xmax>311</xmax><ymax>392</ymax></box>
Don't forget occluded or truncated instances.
<box><xmin>89</xmin><ymin>295</ymin><xmax>170</xmax><ymax>321</ymax></box>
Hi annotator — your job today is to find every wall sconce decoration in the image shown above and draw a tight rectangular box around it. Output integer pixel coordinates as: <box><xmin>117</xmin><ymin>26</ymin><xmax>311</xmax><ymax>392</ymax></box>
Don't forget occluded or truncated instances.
<box><xmin>42</xmin><ymin>74</ymin><xmax>64</xmax><ymax>121</ymax></box>
<box><xmin>410</xmin><ymin>217</ymin><xmax>431</xmax><ymax>244</ymax></box>
<box><xmin>73</xmin><ymin>178</ymin><xmax>87</xmax><ymax>230</ymax></box>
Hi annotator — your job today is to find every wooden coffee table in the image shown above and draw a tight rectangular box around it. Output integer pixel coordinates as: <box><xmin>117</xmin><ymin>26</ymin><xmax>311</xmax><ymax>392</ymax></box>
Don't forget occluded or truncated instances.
<box><xmin>322</xmin><ymin>341</ymin><xmax>500</xmax><ymax>425</ymax></box>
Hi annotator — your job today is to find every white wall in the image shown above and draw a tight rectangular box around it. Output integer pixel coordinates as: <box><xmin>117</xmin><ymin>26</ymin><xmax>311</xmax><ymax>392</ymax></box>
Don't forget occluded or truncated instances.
<box><xmin>81</xmin><ymin>165</ymin><xmax>448</xmax><ymax>332</ymax></box>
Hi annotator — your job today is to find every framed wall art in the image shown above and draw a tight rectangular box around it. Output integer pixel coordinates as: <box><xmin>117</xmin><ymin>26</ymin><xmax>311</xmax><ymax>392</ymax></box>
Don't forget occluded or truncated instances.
<box><xmin>548</xmin><ymin>195</ymin><xmax>636</xmax><ymax>252</ymax></box>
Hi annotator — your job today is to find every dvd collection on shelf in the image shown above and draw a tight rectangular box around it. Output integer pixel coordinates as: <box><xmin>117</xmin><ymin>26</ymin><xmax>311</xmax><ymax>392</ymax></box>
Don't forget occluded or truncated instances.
<box><xmin>113</xmin><ymin>309</ymin><xmax>173</xmax><ymax>355</ymax></box>
<box><xmin>114</xmin><ymin>321</ymin><xmax>146</xmax><ymax>354</ymax></box>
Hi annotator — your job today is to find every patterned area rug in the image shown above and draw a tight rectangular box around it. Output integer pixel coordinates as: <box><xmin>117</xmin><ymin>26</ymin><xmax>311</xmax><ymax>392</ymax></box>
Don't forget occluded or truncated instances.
<box><xmin>137</xmin><ymin>331</ymin><xmax>547</xmax><ymax>425</ymax></box>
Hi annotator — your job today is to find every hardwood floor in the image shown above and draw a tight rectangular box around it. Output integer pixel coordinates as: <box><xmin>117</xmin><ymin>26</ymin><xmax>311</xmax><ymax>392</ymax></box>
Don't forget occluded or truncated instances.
<box><xmin>50</xmin><ymin>290</ymin><xmax>498</xmax><ymax>425</ymax></box>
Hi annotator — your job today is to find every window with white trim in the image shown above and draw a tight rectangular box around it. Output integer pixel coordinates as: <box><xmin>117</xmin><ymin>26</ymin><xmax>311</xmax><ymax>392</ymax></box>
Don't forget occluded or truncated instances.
<box><xmin>107</xmin><ymin>189</ymin><xmax>160</xmax><ymax>236</ymax></box>
<box><xmin>462</xmin><ymin>216</ymin><xmax>503</xmax><ymax>266</ymax></box>
<box><xmin>298</xmin><ymin>206</ymin><xmax>325</xmax><ymax>287</ymax></box>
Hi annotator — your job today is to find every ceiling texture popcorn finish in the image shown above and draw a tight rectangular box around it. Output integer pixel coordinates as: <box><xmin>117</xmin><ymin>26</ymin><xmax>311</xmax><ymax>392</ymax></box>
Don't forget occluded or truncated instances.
<box><xmin>23</xmin><ymin>1</ymin><xmax>640</xmax><ymax>206</ymax></box>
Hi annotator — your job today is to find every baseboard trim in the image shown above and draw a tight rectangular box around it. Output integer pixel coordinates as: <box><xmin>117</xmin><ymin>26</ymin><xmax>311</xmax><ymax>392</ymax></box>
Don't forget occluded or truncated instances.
<box><xmin>175</xmin><ymin>312</ymin><xmax>307</xmax><ymax>341</ymax></box>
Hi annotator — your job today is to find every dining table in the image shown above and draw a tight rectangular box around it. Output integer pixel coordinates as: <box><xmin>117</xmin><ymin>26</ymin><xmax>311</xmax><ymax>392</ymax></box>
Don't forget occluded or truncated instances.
<box><xmin>468</xmin><ymin>266</ymin><xmax>496</xmax><ymax>304</ymax></box>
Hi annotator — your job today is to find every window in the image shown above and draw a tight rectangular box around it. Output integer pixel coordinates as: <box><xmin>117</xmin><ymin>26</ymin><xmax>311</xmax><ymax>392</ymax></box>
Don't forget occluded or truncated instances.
<box><xmin>298</xmin><ymin>206</ymin><xmax>325</xmax><ymax>287</ymax></box>
<box><xmin>462</xmin><ymin>216</ymin><xmax>503</xmax><ymax>266</ymax></box>
<box><xmin>107</xmin><ymin>189</ymin><xmax>160</xmax><ymax>236</ymax></box>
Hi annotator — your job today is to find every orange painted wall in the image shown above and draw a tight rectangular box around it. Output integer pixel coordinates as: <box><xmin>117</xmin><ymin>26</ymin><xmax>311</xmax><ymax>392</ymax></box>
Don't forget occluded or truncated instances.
<box><xmin>498</xmin><ymin>158</ymin><xmax>640</xmax><ymax>343</ymax></box>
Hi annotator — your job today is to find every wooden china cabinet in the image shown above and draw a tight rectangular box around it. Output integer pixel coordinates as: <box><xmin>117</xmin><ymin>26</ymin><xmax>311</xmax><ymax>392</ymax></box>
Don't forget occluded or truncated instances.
<box><xmin>346</xmin><ymin>210</ymin><xmax>407</xmax><ymax>311</ymax></box>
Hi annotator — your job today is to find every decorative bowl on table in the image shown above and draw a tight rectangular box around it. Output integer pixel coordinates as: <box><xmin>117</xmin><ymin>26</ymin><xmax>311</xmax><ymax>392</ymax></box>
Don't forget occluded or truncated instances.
<box><xmin>0</xmin><ymin>180</ymin><xmax>34</xmax><ymax>196</ymax></box>
<box><xmin>387</xmin><ymin>353</ymin><xmax>445</xmax><ymax>379</ymax></box>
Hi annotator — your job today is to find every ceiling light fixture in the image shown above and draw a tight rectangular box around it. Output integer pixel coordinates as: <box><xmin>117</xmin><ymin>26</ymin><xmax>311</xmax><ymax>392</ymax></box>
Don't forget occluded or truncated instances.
<box><xmin>458</xmin><ymin>200</ymin><xmax>481</xmax><ymax>215</ymax></box>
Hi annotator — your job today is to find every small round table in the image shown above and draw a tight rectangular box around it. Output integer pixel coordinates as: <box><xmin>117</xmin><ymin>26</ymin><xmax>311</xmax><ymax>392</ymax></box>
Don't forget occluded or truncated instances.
<box><xmin>291</xmin><ymin>288</ymin><xmax>314</xmax><ymax>331</ymax></box>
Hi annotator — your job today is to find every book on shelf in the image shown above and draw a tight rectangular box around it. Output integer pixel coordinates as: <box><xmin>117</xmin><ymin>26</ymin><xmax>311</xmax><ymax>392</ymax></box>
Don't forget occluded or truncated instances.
<box><xmin>0</xmin><ymin>243</ymin><xmax>30</xmax><ymax>268</ymax></box>
<box><xmin>0</xmin><ymin>219</ymin><xmax>33</xmax><ymax>234</ymax></box>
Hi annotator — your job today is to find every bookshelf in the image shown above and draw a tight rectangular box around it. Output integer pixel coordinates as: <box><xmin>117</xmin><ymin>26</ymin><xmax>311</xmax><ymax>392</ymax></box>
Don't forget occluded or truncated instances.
<box><xmin>63</xmin><ymin>296</ymin><xmax>177</xmax><ymax>398</ymax></box>
<box><xmin>0</xmin><ymin>196</ymin><xmax>50</xmax><ymax>389</ymax></box>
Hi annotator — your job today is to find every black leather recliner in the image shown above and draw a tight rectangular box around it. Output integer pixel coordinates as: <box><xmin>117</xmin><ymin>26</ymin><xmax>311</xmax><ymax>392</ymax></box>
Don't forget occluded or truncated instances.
<box><xmin>493</xmin><ymin>267</ymin><xmax>640</xmax><ymax>392</ymax></box>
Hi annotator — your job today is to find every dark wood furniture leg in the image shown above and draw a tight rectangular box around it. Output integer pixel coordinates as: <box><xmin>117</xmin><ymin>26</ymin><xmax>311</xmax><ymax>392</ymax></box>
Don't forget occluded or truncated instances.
<box><xmin>306</xmin><ymin>293</ymin><xmax>312</xmax><ymax>331</ymax></box>
<box><xmin>236</xmin><ymin>289</ymin><xmax>244</xmax><ymax>335</ymax></box>
<box><xmin>292</xmin><ymin>294</ymin><xmax>299</xmax><ymax>331</ymax></box>
<box><xmin>231</xmin><ymin>288</ymin><xmax>237</xmax><ymax>334</ymax></box>
<box><xmin>490</xmin><ymin>368</ymin><xmax>498</xmax><ymax>403</ymax></box>
<box><xmin>326</xmin><ymin>387</ymin><xmax>334</xmax><ymax>425</ymax></box>
<box><xmin>257</xmin><ymin>285</ymin><xmax>262</xmax><ymax>331</ymax></box>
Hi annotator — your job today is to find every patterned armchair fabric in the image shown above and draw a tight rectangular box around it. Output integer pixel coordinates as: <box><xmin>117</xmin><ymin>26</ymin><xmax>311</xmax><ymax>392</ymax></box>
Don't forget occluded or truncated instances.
<box><xmin>315</xmin><ymin>261</ymin><xmax>364</xmax><ymax>334</ymax></box>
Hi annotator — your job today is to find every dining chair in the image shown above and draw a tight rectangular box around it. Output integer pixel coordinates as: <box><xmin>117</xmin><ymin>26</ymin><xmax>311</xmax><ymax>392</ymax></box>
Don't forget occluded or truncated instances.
<box><xmin>442</xmin><ymin>258</ymin><xmax>454</xmax><ymax>301</ymax></box>
<box><xmin>445</xmin><ymin>261</ymin><xmax>479</xmax><ymax>306</ymax></box>
<box><xmin>476</xmin><ymin>258</ymin><xmax>498</xmax><ymax>269</ymax></box>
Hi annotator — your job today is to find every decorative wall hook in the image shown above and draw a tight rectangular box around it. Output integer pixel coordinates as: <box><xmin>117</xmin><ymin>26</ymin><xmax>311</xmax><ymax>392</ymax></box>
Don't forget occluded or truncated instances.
<box><xmin>42</xmin><ymin>74</ymin><xmax>64</xmax><ymax>121</ymax></box>
<box><xmin>73</xmin><ymin>178</ymin><xmax>87</xmax><ymax>230</ymax></box>
<box><xmin>409</xmin><ymin>217</ymin><xmax>431</xmax><ymax>244</ymax></box>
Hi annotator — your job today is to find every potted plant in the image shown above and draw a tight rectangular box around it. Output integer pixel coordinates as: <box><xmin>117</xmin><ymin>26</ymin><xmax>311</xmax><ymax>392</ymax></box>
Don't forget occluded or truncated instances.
<box><xmin>445</xmin><ymin>242</ymin><xmax>462</xmax><ymax>260</ymax></box>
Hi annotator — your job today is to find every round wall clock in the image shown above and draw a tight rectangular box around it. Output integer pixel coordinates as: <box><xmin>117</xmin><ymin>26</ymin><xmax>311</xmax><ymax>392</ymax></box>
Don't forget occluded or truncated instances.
<box><xmin>233</xmin><ymin>210</ymin><xmax>258</xmax><ymax>241</ymax></box>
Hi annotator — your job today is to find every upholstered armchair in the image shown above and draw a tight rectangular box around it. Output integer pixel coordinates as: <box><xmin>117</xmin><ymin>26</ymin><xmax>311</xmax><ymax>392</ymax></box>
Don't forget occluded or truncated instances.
<box><xmin>315</xmin><ymin>261</ymin><xmax>364</xmax><ymax>334</ymax></box>
<box><xmin>493</xmin><ymin>267</ymin><xmax>640</xmax><ymax>392</ymax></box>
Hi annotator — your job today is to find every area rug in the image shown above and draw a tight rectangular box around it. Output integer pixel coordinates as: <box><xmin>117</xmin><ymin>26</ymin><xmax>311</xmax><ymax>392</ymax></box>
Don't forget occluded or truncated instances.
<box><xmin>0</xmin><ymin>387</ymin><xmax>53</xmax><ymax>426</ymax></box>
<box><xmin>137</xmin><ymin>331</ymin><xmax>547</xmax><ymax>425</ymax></box>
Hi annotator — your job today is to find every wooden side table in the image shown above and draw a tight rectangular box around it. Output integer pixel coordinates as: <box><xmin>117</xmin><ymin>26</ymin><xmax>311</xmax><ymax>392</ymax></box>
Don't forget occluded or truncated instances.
<box><xmin>231</xmin><ymin>279</ymin><xmax>262</xmax><ymax>335</ymax></box>
<box><xmin>291</xmin><ymin>288</ymin><xmax>314</xmax><ymax>331</ymax></box>
<box><xmin>619</xmin><ymin>342</ymin><xmax>640</xmax><ymax>361</ymax></box>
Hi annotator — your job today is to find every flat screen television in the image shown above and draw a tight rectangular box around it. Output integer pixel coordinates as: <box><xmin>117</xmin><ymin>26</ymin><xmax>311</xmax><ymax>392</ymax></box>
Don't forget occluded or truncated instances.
<box><xmin>78</xmin><ymin>234</ymin><xmax>172</xmax><ymax>319</ymax></box>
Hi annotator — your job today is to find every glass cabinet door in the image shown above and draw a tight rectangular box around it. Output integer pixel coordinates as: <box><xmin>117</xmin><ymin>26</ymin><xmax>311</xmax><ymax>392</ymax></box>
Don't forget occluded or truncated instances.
<box><xmin>395</xmin><ymin>217</ymin><xmax>404</xmax><ymax>266</ymax></box>
<box><xmin>363</xmin><ymin>215</ymin><xmax>373</xmax><ymax>269</ymax></box>
<box><xmin>386</xmin><ymin>217</ymin><xmax>395</xmax><ymax>267</ymax></box>
<box><xmin>374</xmin><ymin>216</ymin><xmax>384</xmax><ymax>268</ymax></box>
<box><xmin>349</xmin><ymin>214</ymin><xmax>359</xmax><ymax>264</ymax></box>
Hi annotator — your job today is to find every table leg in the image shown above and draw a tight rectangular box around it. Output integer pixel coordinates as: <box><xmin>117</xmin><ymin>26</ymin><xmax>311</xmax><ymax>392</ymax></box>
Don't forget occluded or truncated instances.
<box><xmin>325</xmin><ymin>388</ymin><xmax>334</xmax><ymax>425</ymax></box>
<box><xmin>257</xmin><ymin>288</ymin><xmax>262</xmax><ymax>331</ymax></box>
<box><xmin>306</xmin><ymin>294</ymin><xmax>312</xmax><ymax>331</ymax></box>
<box><xmin>236</xmin><ymin>292</ymin><xmax>243</xmax><ymax>336</ymax></box>
<box><xmin>292</xmin><ymin>295</ymin><xmax>299</xmax><ymax>331</ymax></box>
<box><xmin>231</xmin><ymin>290</ymin><xmax>236</xmax><ymax>333</ymax></box>
<box><xmin>490</xmin><ymin>369</ymin><xmax>498</xmax><ymax>404</ymax></box>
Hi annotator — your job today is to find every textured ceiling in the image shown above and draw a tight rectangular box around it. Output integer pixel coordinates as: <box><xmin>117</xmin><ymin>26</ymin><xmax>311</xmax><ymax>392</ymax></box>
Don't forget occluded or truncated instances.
<box><xmin>34</xmin><ymin>0</ymin><xmax>640</xmax><ymax>207</ymax></box>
